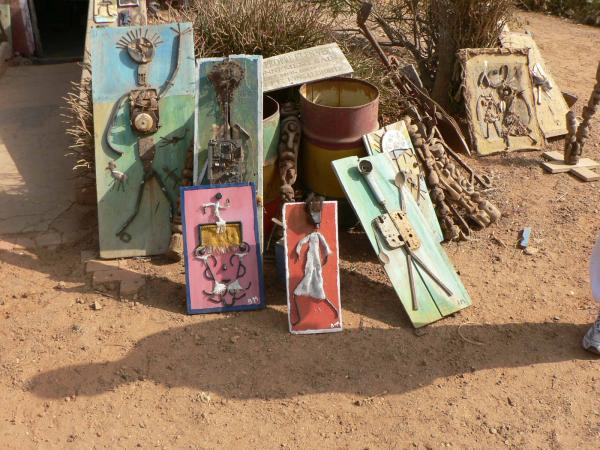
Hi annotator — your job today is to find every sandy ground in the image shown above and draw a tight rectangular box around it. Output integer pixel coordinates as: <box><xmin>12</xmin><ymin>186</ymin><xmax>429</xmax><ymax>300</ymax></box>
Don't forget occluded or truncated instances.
<box><xmin>0</xmin><ymin>11</ymin><xmax>599</xmax><ymax>450</ymax></box>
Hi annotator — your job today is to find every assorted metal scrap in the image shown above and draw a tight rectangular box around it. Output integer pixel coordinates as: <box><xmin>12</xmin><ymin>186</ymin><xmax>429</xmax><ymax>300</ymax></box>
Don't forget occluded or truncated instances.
<box><xmin>87</xmin><ymin>0</ymin><xmax>600</xmax><ymax>329</ymax></box>
<box><xmin>355</xmin><ymin>3</ymin><xmax>501</xmax><ymax>241</ymax></box>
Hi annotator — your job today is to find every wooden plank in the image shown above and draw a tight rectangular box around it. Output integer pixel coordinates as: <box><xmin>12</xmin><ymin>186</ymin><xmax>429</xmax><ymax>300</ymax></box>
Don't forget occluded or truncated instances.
<box><xmin>501</xmin><ymin>31</ymin><xmax>570</xmax><ymax>138</ymax></box>
<box><xmin>332</xmin><ymin>153</ymin><xmax>471</xmax><ymax>328</ymax></box>
<box><xmin>571</xmin><ymin>166</ymin><xmax>600</xmax><ymax>182</ymax></box>
<box><xmin>91</xmin><ymin>23</ymin><xmax>195</xmax><ymax>258</ymax></box>
<box><xmin>541</xmin><ymin>161</ymin><xmax>572</xmax><ymax>174</ymax></box>
<box><xmin>181</xmin><ymin>183</ymin><xmax>265</xmax><ymax>315</ymax></box>
<box><xmin>542</xmin><ymin>150</ymin><xmax>564</xmax><ymax>161</ymax></box>
<box><xmin>194</xmin><ymin>55</ymin><xmax>264</xmax><ymax>245</ymax></box>
<box><xmin>263</xmin><ymin>43</ymin><xmax>353</xmax><ymax>93</ymax></box>
<box><xmin>362</xmin><ymin>120</ymin><xmax>443</xmax><ymax>243</ymax></box>
<box><xmin>283</xmin><ymin>202</ymin><xmax>342</xmax><ymax>334</ymax></box>
<box><xmin>541</xmin><ymin>158</ymin><xmax>600</xmax><ymax>174</ymax></box>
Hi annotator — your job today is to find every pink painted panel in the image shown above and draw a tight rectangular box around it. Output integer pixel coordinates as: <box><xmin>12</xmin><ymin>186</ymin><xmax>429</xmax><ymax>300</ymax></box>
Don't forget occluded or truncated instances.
<box><xmin>181</xmin><ymin>183</ymin><xmax>264</xmax><ymax>314</ymax></box>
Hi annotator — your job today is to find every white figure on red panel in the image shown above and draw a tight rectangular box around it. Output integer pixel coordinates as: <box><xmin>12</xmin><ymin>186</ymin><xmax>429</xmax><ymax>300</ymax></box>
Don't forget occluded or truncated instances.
<box><xmin>291</xmin><ymin>195</ymin><xmax>339</xmax><ymax>326</ymax></box>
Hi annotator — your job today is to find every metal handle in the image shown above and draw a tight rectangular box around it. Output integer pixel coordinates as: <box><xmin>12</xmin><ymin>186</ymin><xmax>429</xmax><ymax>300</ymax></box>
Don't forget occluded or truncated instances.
<box><xmin>358</xmin><ymin>160</ymin><xmax>387</xmax><ymax>208</ymax></box>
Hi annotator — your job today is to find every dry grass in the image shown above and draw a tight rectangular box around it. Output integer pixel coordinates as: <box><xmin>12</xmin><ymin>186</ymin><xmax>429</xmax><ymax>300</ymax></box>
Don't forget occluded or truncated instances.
<box><xmin>184</xmin><ymin>0</ymin><xmax>334</xmax><ymax>58</ymax></box>
<box><xmin>316</xmin><ymin>0</ymin><xmax>514</xmax><ymax>103</ymax></box>
<box><xmin>62</xmin><ymin>60</ymin><xmax>95</xmax><ymax>189</ymax></box>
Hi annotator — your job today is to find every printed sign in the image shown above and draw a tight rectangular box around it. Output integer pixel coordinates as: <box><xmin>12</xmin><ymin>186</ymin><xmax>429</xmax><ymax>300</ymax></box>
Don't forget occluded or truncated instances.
<box><xmin>263</xmin><ymin>43</ymin><xmax>353</xmax><ymax>92</ymax></box>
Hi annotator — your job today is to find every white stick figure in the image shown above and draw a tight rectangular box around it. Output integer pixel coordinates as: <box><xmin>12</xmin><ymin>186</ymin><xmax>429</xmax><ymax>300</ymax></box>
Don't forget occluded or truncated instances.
<box><xmin>202</xmin><ymin>193</ymin><xmax>230</xmax><ymax>233</ymax></box>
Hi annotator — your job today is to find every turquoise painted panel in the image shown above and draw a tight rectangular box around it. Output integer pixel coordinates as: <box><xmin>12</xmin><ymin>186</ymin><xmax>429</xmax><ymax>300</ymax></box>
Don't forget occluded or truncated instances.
<box><xmin>194</xmin><ymin>55</ymin><xmax>264</xmax><ymax>243</ymax></box>
<box><xmin>91</xmin><ymin>24</ymin><xmax>195</xmax><ymax>102</ymax></box>
<box><xmin>91</xmin><ymin>23</ymin><xmax>195</xmax><ymax>258</ymax></box>
<box><xmin>332</xmin><ymin>153</ymin><xmax>471</xmax><ymax>328</ymax></box>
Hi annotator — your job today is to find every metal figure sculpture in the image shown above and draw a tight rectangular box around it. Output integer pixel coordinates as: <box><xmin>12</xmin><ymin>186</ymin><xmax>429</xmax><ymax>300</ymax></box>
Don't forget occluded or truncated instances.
<box><xmin>193</xmin><ymin>192</ymin><xmax>252</xmax><ymax>307</ymax></box>
<box><xmin>106</xmin><ymin>161</ymin><xmax>128</xmax><ymax>192</ymax></box>
<box><xmin>206</xmin><ymin>58</ymin><xmax>248</xmax><ymax>184</ymax></box>
<box><xmin>106</xmin><ymin>25</ymin><xmax>190</xmax><ymax>244</ymax></box>
<box><xmin>202</xmin><ymin>193</ymin><xmax>230</xmax><ymax>234</ymax></box>
<box><xmin>564</xmin><ymin>62</ymin><xmax>600</xmax><ymax>165</ymax></box>
<box><xmin>195</xmin><ymin>247</ymin><xmax>251</xmax><ymax>307</ymax></box>
<box><xmin>476</xmin><ymin>62</ymin><xmax>537</xmax><ymax>148</ymax></box>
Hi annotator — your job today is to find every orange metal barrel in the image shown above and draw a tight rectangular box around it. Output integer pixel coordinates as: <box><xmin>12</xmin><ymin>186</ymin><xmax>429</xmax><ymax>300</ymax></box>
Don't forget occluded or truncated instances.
<box><xmin>299</xmin><ymin>77</ymin><xmax>379</xmax><ymax>198</ymax></box>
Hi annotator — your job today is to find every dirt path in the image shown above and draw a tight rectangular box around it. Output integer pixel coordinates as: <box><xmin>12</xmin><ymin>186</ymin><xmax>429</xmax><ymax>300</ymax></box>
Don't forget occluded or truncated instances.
<box><xmin>1</xmin><ymin>12</ymin><xmax>599</xmax><ymax>450</ymax></box>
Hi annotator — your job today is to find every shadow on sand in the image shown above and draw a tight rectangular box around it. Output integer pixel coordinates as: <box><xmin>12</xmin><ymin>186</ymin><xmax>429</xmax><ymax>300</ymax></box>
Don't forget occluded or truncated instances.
<box><xmin>28</xmin><ymin>312</ymin><xmax>591</xmax><ymax>401</ymax></box>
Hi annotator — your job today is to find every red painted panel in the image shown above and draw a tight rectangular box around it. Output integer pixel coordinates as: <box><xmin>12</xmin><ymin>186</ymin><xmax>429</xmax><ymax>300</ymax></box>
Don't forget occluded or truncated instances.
<box><xmin>284</xmin><ymin>201</ymin><xmax>342</xmax><ymax>334</ymax></box>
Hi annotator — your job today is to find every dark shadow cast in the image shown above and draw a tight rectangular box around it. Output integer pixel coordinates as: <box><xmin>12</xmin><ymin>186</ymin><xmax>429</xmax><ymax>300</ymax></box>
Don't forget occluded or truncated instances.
<box><xmin>27</xmin><ymin>314</ymin><xmax>592</xmax><ymax>400</ymax></box>
<box><xmin>475</xmin><ymin>152</ymin><xmax>544</xmax><ymax>169</ymax></box>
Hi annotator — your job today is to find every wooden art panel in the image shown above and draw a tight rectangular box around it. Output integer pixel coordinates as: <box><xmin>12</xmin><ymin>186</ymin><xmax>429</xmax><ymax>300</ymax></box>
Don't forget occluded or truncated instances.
<box><xmin>284</xmin><ymin>202</ymin><xmax>342</xmax><ymax>334</ymax></box>
<box><xmin>94</xmin><ymin>0</ymin><xmax>118</xmax><ymax>24</ymax></box>
<box><xmin>458</xmin><ymin>48</ymin><xmax>544</xmax><ymax>156</ymax></box>
<box><xmin>500</xmin><ymin>31</ymin><xmax>569</xmax><ymax>138</ymax></box>
<box><xmin>332</xmin><ymin>153</ymin><xmax>471</xmax><ymax>328</ymax></box>
<box><xmin>91</xmin><ymin>23</ymin><xmax>195</xmax><ymax>258</ymax></box>
<box><xmin>181</xmin><ymin>183</ymin><xmax>265</xmax><ymax>314</ymax></box>
<box><xmin>194</xmin><ymin>55</ymin><xmax>263</xmax><ymax>243</ymax></box>
<box><xmin>363</xmin><ymin>120</ymin><xmax>443</xmax><ymax>242</ymax></box>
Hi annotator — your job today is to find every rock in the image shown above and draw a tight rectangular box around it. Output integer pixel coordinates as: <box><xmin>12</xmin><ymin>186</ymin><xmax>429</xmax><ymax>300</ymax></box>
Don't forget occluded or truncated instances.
<box><xmin>199</xmin><ymin>391</ymin><xmax>211</xmax><ymax>403</ymax></box>
<box><xmin>414</xmin><ymin>328</ymin><xmax>428</xmax><ymax>337</ymax></box>
<box><xmin>489</xmin><ymin>427</ymin><xmax>497</xmax><ymax>435</ymax></box>
<box><xmin>54</xmin><ymin>281</ymin><xmax>66</xmax><ymax>290</ymax></box>
<box><xmin>91</xmin><ymin>301</ymin><xmax>103</xmax><ymax>311</ymax></box>
<box><xmin>524</xmin><ymin>247</ymin><xmax>539</xmax><ymax>256</ymax></box>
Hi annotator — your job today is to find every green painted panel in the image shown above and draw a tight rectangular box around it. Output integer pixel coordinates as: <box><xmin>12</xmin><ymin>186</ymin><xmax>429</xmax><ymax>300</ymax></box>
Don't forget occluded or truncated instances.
<box><xmin>95</xmin><ymin>96</ymin><xmax>194</xmax><ymax>258</ymax></box>
<box><xmin>194</xmin><ymin>55</ymin><xmax>264</xmax><ymax>243</ymax></box>
<box><xmin>332</xmin><ymin>153</ymin><xmax>471</xmax><ymax>328</ymax></box>
<box><xmin>363</xmin><ymin>120</ymin><xmax>444</xmax><ymax>243</ymax></box>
